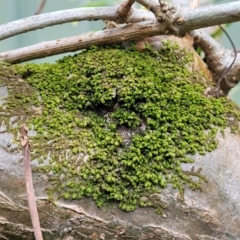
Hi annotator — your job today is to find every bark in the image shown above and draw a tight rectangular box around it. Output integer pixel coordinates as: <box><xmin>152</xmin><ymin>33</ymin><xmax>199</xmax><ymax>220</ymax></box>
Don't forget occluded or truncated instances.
<box><xmin>34</xmin><ymin>0</ymin><xmax>46</xmax><ymax>15</ymax></box>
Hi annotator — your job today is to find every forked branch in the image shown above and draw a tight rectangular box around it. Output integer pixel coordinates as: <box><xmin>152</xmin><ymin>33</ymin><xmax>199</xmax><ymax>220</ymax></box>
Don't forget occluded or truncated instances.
<box><xmin>117</xmin><ymin>0</ymin><xmax>136</xmax><ymax>23</ymax></box>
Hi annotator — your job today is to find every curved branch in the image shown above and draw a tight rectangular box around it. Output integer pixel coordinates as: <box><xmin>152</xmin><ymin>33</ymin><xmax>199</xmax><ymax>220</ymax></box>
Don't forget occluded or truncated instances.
<box><xmin>0</xmin><ymin>1</ymin><xmax>240</xmax><ymax>41</ymax></box>
<box><xmin>1</xmin><ymin>0</ymin><xmax>240</xmax><ymax>64</ymax></box>
<box><xmin>117</xmin><ymin>0</ymin><xmax>136</xmax><ymax>23</ymax></box>
<box><xmin>1</xmin><ymin>1</ymin><xmax>240</xmax><ymax>93</ymax></box>
<box><xmin>136</xmin><ymin>0</ymin><xmax>159</xmax><ymax>10</ymax></box>
<box><xmin>0</xmin><ymin>7</ymin><xmax>155</xmax><ymax>41</ymax></box>
<box><xmin>35</xmin><ymin>0</ymin><xmax>47</xmax><ymax>15</ymax></box>
<box><xmin>191</xmin><ymin>29</ymin><xmax>240</xmax><ymax>95</ymax></box>
<box><xmin>180</xmin><ymin>2</ymin><xmax>240</xmax><ymax>35</ymax></box>
<box><xmin>189</xmin><ymin>0</ymin><xmax>199</xmax><ymax>9</ymax></box>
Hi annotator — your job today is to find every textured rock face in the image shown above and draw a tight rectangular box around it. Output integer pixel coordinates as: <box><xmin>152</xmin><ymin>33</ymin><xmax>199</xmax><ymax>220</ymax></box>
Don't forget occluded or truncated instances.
<box><xmin>1</xmin><ymin>128</ymin><xmax>240</xmax><ymax>239</ymax></box>
<box><xmin>1</xmin><ymin>44</ymin><xmax>240</xmax><ymax>239</ymax></box>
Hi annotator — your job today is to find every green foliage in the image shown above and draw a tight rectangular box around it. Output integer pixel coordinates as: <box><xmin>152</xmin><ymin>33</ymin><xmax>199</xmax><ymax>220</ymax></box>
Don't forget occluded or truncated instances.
<box><xmin>1</xmin><ymin>42</ymin><xmax>240</xmax><ymax>211</ymax></box>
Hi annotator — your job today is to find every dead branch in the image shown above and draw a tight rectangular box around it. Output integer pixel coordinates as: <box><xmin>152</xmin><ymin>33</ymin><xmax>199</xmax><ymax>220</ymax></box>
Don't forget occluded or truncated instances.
<box><xmin>0</xmin><ymin>7</ymin><xmax>154</xmax><ymax>41</ymax></box>
<box><xmin>191</xmin><ymin>29</ymin><xmax>240</xmax><ymax>95</ymax></box>
<box><xmin>20</xmin><ymin>125</ymin><xmax>43</xmax><ymax>240</ymax></box>
<box><xmin>0</xmin><ymin>0</ymin><xmax>240</xmax><ymax>94</ymax></box>
<box><xmin>35</xmin><ymin>0</ymin><xmax>47</xmax><ymax>15</ymax></box>
<box><xmin>117</xmin><ymin>0</ymin><xmax>136</xmax><ymax>23</ymax></box>
<box><xmin>136</xmin><ymin>0</ymin><xmax>159</xmax><ymax>11</ymax></box>
<box><xmin>0</xmin><ymin>21</ymin><xmax>167</xmax><ymax>63</ymax></box>
<box><xmin>189</xmin><ymin>0</ymin><xmax>198</xmax><ymax>9</ymax></box>
<box><xmin>1</xmin><ymin>2</ymin><xmax>240</xmax><ymax>65</ymax></box>
<box><xmin>0</xmin><ymin>2</ymin><xmax>240</xmax><ymax>41</ymax></box>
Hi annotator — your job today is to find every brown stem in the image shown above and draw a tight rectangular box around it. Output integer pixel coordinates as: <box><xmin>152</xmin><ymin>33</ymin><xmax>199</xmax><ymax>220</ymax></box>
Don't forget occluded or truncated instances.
<box><xmin>20</xmin><ymin>125</ymin><xmax>43</xmax><ymax>240</ymax></box>
<box><xmin>117</xmin><ymin>0</ymin><xmax>135</xmax><ymax>23</ymax></box>
<box><xmin>189</xmin><ymin>0</ymin><xmax>199</xmax><ymax>9</ymax></box>
<box><xmin>35</xmin><ymin>0</ymin><xmax>46</xmax><ymax>15</ymax></box>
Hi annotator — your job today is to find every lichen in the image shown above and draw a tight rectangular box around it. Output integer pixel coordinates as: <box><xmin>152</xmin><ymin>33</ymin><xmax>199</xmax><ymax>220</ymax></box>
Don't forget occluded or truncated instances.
<box><xmin>1</xmin><ymin>42</ymin><xmax>240</xmax><ymax>211</ymax></box>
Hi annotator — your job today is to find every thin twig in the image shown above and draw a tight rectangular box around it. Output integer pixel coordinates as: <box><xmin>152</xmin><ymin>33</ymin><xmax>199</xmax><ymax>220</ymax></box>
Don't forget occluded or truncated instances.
<box><xmin>189</xmin><ymin>0</ymin><xmax>237</xmax><ymax>96</ymax></box>
<box><xmin>136</xmin><ymin>0</ymin><xmax>159</xmax><ymax>10</ymax></box>
<box><xmin>0</xmin><ymin>20</ymin><xmax>166</xmax><ymax>63</ymax></box>
<box><xmin>189</xmin><ymin>0</ymin><xmax>198</xmax><ymax>9</ymax></box>
<box><xmin>210</xmin><ymin>25</ymin><xmax>237</xmax><ymax>94</ymax></box>
<box><xmin>117</xmin><ymin>0</ymin><xmax>135</xmax><ymax>23</ymax></box>
<box><xmin>35</xmin><ymin>0</ymin><xmax>47</xmax><ymax>15</ymax></box>
<box><xmin>20</xmin><ymin>125</ymin><xmax>43</xmax><ymax>240</ymax></box>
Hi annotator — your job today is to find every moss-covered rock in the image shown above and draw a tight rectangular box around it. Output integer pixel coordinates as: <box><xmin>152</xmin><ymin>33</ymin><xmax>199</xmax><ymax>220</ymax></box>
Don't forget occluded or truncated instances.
<box><xmin>0</xmin><ymin>43</ymin><xmax>239</xmax><ymax>212</ymax></box>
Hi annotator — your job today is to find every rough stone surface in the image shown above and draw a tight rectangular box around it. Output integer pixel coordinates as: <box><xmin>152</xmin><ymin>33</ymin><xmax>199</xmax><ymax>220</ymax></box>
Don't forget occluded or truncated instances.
<box><xmin>1</xmin><ymin>114</ymin><xmax>240</xmax><ymax>239</ymax></box>
<box><xmin>1</xmin><ymin>51</ymin><xmax>240</xmax><ymax>239</ymax></box>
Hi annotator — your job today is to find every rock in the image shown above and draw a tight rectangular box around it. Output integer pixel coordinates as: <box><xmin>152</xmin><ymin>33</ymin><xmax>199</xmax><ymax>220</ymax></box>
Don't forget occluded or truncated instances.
<box><xmin>1</xmin><ymin>124</ymin><xmax>240</xmax><ymax>239</ymax></box>
<box><xmin>1</xmin><ymin>44</ymin><xmax>240</xmax><ymax>239</ymax></box>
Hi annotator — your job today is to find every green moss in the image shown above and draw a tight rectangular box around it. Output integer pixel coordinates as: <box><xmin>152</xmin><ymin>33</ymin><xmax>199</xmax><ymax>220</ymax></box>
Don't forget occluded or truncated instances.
<box><xmin>1</xmin><ymin>42</ymin><xmax>240</xmax><ymax>211</ymax></box>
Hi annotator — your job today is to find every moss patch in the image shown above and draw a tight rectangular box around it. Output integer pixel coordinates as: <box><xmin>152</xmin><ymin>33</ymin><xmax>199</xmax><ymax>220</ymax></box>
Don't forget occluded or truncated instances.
<box><xmin>1</xmin><ymin>43</ymin><xmax>240</xmax><ymax>211</ymax></box>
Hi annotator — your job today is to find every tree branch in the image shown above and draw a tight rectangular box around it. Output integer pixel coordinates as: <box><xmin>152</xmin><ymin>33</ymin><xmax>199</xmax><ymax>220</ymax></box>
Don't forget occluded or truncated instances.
<box><xmin>0</xmin><ymin>0</ymin><xmax>240</xmax><ymax>94</ymax></box>
<box><xmin>187</xmin><ymin>0</ymin><xmax>238</xmax><ymax>96</ymax></box>
<box><xmin>181</xmin><ymin>2</ymin><xmax>240</xmax><ymax>35</ymax></box>
<box><xmin>0</xmin><ymin>20</ymin><xmax>165</xmax><ymax>63</ymax></box>
<box><xmin>191</xmin><ymin>29</ymin><xmax>240</xmax><ymax>95</ymax></box>
<box><xmin>0</xmin><ymin>7</ymin><xmax>154</xmax><ymax>41</ymax></box>
<box><xmin>189</xmin><ymin>0</ymin><xmax>198</xmax><ymax>9</ymax></box>
<box><xmin>35</xmin><ymin>0</ymin><xmax>47</xmax><ymax>15</ymax></box>
<box><xmin>136</xmin><ymin>0</ymin><xmax>159</xmax><ymax>10</ymax></box>
<box><xmin>117</xmin><ymin>0</ymin><xmax>136</xmax><ymax>23</ymax></box>
<box><xmin>0</xmin><ymin>2</ymin><xmax>240</xmax><ymax>41</ymax></box>
<box><xmin>1</xmin><ymin>1</ymin><xmax>240</xmax><ymax>64</ymax></box>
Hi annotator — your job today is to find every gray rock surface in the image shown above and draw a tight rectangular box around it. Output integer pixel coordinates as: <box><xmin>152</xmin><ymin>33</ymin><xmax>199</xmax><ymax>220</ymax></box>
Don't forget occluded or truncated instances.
<box><xmin>1</xmin><ymin>72</ymin><xmax>240</xmax><ymax>239</ymax></box>
<box><xmin>1</xmin><ymin>118</ymin><xmax>240</xmax><ymax>240</ymax></box>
